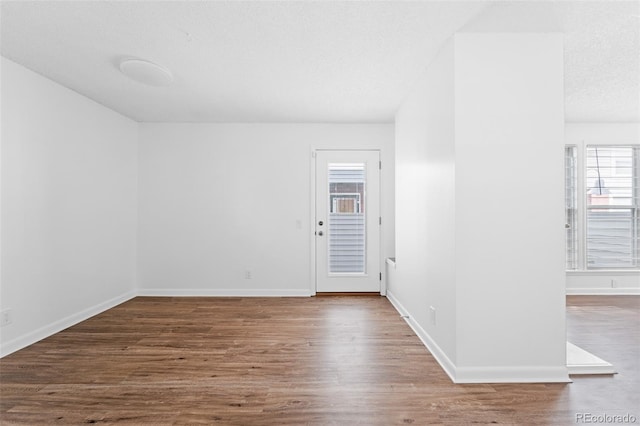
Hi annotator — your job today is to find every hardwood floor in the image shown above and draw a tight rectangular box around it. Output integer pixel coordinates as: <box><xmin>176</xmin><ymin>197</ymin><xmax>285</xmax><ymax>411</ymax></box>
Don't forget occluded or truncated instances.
<box><xmin>1</xmin><ymin>295</ymin><xmax>638</xmax><ymax>425</ymax></box>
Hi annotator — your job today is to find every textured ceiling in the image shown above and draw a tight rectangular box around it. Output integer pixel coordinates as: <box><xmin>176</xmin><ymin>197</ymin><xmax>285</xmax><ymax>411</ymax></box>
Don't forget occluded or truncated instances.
<box><xmin>561</xmin><ymin>1</ymin><xmax>639</xmax><ymax>122</ymax></box>
<box><xmin>1</xmin><ymin>1</ymin><xmax>638</xmax><ymax>123</ymax></box>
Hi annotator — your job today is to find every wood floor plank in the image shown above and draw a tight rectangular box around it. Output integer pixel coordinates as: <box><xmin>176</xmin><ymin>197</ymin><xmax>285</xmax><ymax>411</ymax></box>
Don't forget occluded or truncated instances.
<box><xmin>1</xmin><ymin>295</ymin><xmax>638</xmax><ymax>425</ymax></box>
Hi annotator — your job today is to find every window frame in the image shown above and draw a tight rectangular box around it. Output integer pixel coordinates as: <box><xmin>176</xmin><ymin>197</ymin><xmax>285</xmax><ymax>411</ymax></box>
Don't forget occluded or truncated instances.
<box><xmin>566</xmin><ymin>142</ymin><xmax>640</xmax><ymax>271</ymax></box>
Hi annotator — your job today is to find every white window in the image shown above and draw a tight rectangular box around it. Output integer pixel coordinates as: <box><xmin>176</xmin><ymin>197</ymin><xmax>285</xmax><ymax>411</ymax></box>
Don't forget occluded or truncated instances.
<box><xmin>566</xmin><ymin>145</ymin><xmax>640</xmax><ymax>270</ymax></box>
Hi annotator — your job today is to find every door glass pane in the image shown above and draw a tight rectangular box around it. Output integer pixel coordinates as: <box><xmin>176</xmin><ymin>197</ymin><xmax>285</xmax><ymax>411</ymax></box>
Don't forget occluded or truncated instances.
<box><xmin>328</xmin><ymin>163</ymin><xmax>366</xmax><ymax>274</ymax></box>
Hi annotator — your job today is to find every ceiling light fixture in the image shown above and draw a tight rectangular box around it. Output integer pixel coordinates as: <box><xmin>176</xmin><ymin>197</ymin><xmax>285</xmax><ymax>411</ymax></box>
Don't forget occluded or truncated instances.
<box><xmin>119</xmin><ymin>58</ymin><xmax>173</xmax><ymax>86</ymax></box>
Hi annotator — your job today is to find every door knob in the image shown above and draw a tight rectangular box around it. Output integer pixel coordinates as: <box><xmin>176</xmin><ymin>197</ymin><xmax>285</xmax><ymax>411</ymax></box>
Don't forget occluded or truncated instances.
<box><xmin>318</xmin><ymin>221</ymin><xmax>323</xmax><ymax>226</ymax></box>
<box><xmin>318</xmin><ymin>231</ymin><xmax>324</xmax><ymax>236</ymax></box>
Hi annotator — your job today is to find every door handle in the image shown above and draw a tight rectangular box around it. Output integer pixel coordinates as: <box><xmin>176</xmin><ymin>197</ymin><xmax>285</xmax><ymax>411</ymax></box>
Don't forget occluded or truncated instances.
<box><xmin>318</xmin><ymin>231</ymin><xmax>324</xmax><ymax>236</ymax></box>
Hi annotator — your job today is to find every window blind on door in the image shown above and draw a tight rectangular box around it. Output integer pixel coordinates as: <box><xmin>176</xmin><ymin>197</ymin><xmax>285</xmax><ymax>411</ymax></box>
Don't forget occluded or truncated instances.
<box><xmin>328</xmin><ymin>164</ymin><xmax>366</xmax><ymax>273</ymax></box>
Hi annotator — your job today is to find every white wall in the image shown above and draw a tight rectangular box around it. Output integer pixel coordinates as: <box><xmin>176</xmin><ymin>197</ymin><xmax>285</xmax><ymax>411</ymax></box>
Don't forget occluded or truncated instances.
<box><xmin>454</xmin><ymin>33</ymin><xmax>566</xmax><ymax>379</ymax></box>
<box><xmin>0</xmin><ymin>57</ymin><xmax>138</xmax><ymax>356</ymax></box>
<box><xmin>392</xmin><ymin>33</ymin><xmax>568</xmax><ymax>383</ymax></box>
<box><xmin>565</xmin><ymin>122</ymin><xmax>640</xmax><ymax>295</ymax></box>
<box><xmin>394</xmin><ymin>39</ymin><xmax>457</xmax><ymax>365</ymax></box>
<box><xmin>566</xmin><ymin>123</ymin><xmax>640</xmax><ymax>144</ymax></box>
<box><xmin>138</xmin><ymin>123</ymin><xmax>394</xmax><ymax>296</ymax></box>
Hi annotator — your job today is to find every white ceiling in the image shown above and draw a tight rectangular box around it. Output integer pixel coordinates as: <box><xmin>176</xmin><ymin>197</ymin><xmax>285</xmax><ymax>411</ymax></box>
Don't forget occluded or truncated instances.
<box><xmin>1</xmin><ymin>1</ymin><xmax>638</xmax><ymax>123</ymax></box>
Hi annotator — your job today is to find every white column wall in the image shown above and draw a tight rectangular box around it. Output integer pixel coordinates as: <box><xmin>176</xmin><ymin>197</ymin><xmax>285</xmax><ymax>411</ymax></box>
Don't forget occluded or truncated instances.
<box><xmin>454</xmin><ymin>33</ymin><xmax>566</xmax><ymax>381</ymax></box>
<box><xmin>393</xmin><ymin>40</ymin><xmax>457</xmax><ymax>367</ymax></box>
<box><xmin>393</xmin><ymin>34</ymin><xmax>568</xmax><ymax>383</ymax></box>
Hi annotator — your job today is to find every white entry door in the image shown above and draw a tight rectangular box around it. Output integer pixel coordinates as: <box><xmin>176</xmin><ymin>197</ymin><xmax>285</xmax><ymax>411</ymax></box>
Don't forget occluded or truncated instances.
<box><xmin>315</xmin><ymin>150</ymin><xmax>381</xmax><ymax>292</ymax></box>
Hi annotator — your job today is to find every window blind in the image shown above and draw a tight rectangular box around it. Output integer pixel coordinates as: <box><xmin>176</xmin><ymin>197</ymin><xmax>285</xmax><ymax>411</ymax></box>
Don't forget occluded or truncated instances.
<box><xmin>328</xmin><ymin>165</ymin><xmax>366</xmax><ymax>273</ymax></box>
<box><xmin>585</xmin><ymin>146</ymin><xmax>639</xmax><ymax>268</ymax></box>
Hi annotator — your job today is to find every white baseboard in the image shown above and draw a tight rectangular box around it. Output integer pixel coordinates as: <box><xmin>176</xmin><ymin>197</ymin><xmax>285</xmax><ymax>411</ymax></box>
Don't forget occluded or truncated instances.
<box><xmin>566</xmin><ymin>288</ymin><xmax>640</xmax><ymax>295</ymax></box>
<box><xmin>137</xmin><ymin>288</ymin><xmax>313</xmax><ymax>297</ymax></box>
<box><xmin>454</xmin><ymin>366</ymin><xmax>571</xmax><ymax>383</ymax></box>
<box><xmin>386</xmin><ymin>290</ymin><xmax>571</xmax><ymax>384</ymax></box>
<box><xmin>0</xmin><ymin>290</ymin><xmax>136</xmax><ymax>358</ymax></box>
<box><xmin>386</xmin><ymin>290</ymin><xmax>457</xmax><ymax>383</ymax></box>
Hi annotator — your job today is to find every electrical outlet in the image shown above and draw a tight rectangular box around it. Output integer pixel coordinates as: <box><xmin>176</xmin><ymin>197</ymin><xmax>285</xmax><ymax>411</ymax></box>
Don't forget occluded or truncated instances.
<box><xmin>244</xmin><ymin>269</ymin><xmax>253</xmax><ymax>279</ymax></box>
<box><xmin>611</xmin><ymin>279</ymin><xmax>617</xmax><ymax>288</ymax></box>
<box><xmin>429</xmin><ymin>306</ymin><xmax>436</xmax><ymax>326</ymax></box>
<box><xmin>0</xmin><ymin>309</ymin><xmax>12</xmax><ymax>327</ymax></box>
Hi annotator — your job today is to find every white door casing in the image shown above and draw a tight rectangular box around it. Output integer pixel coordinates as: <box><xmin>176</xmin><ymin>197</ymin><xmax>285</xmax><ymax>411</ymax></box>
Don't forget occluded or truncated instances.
<box><xmin>315</xmin><ymin>150</ymin><xmax>381</xmax><ymax>292</ymax></box>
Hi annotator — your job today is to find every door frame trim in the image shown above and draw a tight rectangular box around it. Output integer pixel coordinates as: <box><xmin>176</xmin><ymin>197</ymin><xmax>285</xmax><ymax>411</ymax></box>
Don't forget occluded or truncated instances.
<box><xmin>310</xmin><ymin>148</ymin><xmax>383</xmax><ymax>295</ymax></box>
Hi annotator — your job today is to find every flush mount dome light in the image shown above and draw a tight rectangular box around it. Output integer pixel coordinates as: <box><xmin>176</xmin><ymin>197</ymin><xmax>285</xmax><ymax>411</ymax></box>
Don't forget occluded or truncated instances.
<box><xmin>119</xmin><ymin>58</ymin><xmax>173</xmax><ymax>86</ymax></box>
